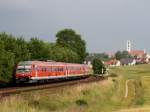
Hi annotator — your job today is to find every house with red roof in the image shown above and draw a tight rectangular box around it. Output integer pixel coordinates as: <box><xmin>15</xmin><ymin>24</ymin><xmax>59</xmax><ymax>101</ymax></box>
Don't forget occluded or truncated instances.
<box><xmin>128</xmin><ymin>50</ymin><xmax>145</xmax><ymax>58</ymax></box>
<box><xmin>105</xmin><ymin>59</ymin><xmax>121</xmax><ymax>67</ymax></box>
<box><xmin>126</xmin><ymin>40</ymin><xmax>145</xmax><ymax>57</ymax></box>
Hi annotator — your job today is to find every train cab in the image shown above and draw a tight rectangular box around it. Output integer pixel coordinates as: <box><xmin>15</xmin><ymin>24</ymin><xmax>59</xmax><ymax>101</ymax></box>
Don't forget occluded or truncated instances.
<box><xmin>15</xmin><ymin>61</ymin><xmax>33</xmax><ymax>82</ymax></box>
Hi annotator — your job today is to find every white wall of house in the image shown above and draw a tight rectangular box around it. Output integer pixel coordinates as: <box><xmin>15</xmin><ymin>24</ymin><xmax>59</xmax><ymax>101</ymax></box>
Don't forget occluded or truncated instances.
<box><xmin>128</xmin><ymin>59</ymin><xmax>136</xmax><ymax>65</ymax></box>
<box><xmin>116</xmin><ymin>61</ymin><xmax>121</xmax><ymax>66</ymax></box>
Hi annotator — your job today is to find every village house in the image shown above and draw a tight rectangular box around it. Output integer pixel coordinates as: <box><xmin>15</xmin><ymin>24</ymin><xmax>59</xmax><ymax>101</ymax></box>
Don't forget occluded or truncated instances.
<box><xmin>126</xmin><ymin>40</ymin><xmax>150</xmax><ymax>64</ymax></box>
<box><xmin>105</xmin><ymin>59</ymin><xmax>121</xmax><ymax>67</ymax></box>
<box><xmin>120</xmin><ymin>58</ymin><xmax>136</xmax><ymax>66</ymax></box>
<box><xmin>129</xmin><ymin>50</ymin><xmax>145</xmax><ymax>58</ymax></box>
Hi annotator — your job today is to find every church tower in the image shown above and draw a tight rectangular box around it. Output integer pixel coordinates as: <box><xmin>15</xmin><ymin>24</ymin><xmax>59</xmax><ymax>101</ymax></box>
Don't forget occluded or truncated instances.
<box><xmin>127</xmin><ymin>40</ymin><xmax>131</xmax><ymax>52</ymax></box>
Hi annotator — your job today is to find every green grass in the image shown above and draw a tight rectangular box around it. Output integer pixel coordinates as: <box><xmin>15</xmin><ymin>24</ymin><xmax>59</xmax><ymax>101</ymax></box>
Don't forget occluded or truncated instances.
<box><xmin>109</xmin><ymin>64</ymin><xmax>150</xmax><ymax>111</ymax></box>
<box><xmin>1</xmin><ymin>64</ymin><xmax>150</xmax><ymax>112</ymax></box>
<box><xmin>0</xmin><ymin>79</ymin><xmax>121</xmax><ymax>112</ymax></box>
<box><xmin>110</xmin><ymin>64</ymin><xmax>150</xmax><ymax>79</ymax></box>
<box><xmin>142</xmin><ymin>76</ymin><xmax>150</xmax><ymax>105</ymax></box>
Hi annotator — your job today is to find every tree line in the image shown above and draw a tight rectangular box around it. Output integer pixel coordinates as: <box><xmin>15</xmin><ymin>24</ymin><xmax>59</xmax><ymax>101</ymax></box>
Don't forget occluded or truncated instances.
<box><xmin>87</xmin><ymin>51</ymin><xmax>132</xmax><ymax>62</ymax></box>
<box><xmin>0</xmin><ymin>29</ymin><xmax>86</xmax><ymax>83</ymax></box>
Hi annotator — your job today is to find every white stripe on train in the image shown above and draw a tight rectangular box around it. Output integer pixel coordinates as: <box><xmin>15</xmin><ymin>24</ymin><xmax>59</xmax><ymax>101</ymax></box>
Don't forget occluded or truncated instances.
<box><xmin>31</xmin><ymin>74</ymin><xmax>89</xmax><ymax>80</ymax></box>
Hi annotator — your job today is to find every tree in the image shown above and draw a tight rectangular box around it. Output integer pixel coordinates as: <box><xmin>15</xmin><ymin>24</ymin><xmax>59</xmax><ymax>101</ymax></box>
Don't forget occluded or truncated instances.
<box><xmin>56</xmin><ymin>29</ymin><xmax>86</xmax><ymax>63</ymax></box>
<box><xmin>115</xmin><ymin>50</ymin><xmax>132</xmax><ymax>60</ymax></box>
<box><xmin>0</xmin><ymin>33</ymin><xmax>32</xmax><ymax>83</ymax></box>
<box><xmin>0</xmin><ymin>36</ymin><xmax>15</xmax><ymax>83</ymax></box>
<box><xmin>115</xmin><ymin>51</ymin><xmax>122</xmax><ymax>60</ymax></box>
<box><xmin>92</xmin><ymin>58</ymin><xmax>106</xmax><ymax>75</ymax></box>
<box><xmin>86</xmin><ymin>53</ymin><xmax>110</xmax><ymax>62</ymax></box>
<box><xmin>15</xmin><ymin>38</ymin><xmax>31</xmax><ymax>62</ymax></box>
<box><xmin>0</xmin><ymin>50</ymin><xmax>15</xmax><ymax>82</ymax></box>
<box><xmin>28</xmin><ymin>38</ymin><xmax>51</xmax><ymax>60</ymax></box>
<box><xmin>50</xmin><ymin>45</ymin><xmax>80</xmax><ymax>63</ymax></box>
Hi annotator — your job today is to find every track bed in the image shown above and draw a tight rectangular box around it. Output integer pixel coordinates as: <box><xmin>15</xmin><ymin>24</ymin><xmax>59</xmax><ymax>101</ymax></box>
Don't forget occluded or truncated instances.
<box><xmin>0</xmin><ymin>76</ymin><xmax>106</xmax><ymax>97</ymax></box>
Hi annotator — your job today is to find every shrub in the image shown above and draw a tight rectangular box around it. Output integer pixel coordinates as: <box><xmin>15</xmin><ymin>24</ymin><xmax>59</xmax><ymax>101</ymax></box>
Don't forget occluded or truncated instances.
<box><xmin>92</xmin><ymin>58</ymin><xmax>106</xmax><ymax>75</ymax></box>
<box><xmin>76</xmin><ymin>99</ymin><xmax>88</xmax><ymax>106</ymax></box>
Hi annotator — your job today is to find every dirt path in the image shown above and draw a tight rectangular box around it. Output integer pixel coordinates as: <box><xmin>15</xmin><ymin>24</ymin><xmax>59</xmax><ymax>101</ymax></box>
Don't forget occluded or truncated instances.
<box><xmin>124</xmin><ymin>79</ymin><xmax>135</xmax><ymax>98</ymax></box>
<box><xmin>124</xmin><ymin>80</ymin><xmax>129</xmax><ymax>98</ymax></box>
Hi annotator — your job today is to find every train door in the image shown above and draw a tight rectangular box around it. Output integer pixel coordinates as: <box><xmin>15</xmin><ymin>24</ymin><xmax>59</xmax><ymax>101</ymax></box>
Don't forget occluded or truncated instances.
<box><xmin>32</xmin><ymin>64</ymin><xmax>38</xmax><ymax>78</ymax></box>
<box><xmin>66</xmin><ymin>65</ymin><xmax>69</xmax><ymax>77</ymax></box>
<box><xmin>35</xmin><ymin>65</ymin><xmax>38</xmax><ymax>77</ymax></box>
<box><xmin>42</xmin><ymin>67</ymin><xmax>48</xmax><ymax>77</ymax></box>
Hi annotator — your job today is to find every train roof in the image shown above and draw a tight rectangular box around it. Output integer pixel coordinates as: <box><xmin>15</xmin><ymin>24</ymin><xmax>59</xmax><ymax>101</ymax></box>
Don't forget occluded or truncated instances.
<box><xmin>18</xmin><ymin>61</ymin><xmax>89</xmax><ymax>67</ymax></box>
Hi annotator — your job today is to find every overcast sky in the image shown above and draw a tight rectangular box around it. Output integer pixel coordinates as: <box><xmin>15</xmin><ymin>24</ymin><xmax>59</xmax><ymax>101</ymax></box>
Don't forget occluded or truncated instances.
<box><xmin>0</xmin><ymin>0</ymin><xmax>150</xmax><ymax>53</ymax></box>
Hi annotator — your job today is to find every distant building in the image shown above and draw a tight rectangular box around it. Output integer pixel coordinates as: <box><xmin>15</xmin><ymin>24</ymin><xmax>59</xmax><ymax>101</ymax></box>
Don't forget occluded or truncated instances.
<box><xmin>129</xmin><ymin>50</ymin><xmax>145</xmax><ymax>58</ymax></box>
<box><xmin>144</xmin><ymin>53</ymin><xmax>150</xmax><ymax>63</ymax></box>
<box><xmin>126</xmin><ymin>40</ymin><xmax>147</xmax><ymax>59</ymax></box>
<box><xmin>136</xmin><ymin>53</ymin><xmax>150</xmax><ymax>64</ymax></box>
<box><xmin>127</xmin><ymin>40</ymin><xmax>131</xmax><ymax>52</ymax></box>
<box><xmin>120</xmin><ymin>58</ymin><xmax>136</xmax><ymax>66</ymax></box>
<box><xmin>105</xmin><ymin>59</ymin><xmax>121</xmax><ymax>67</ymax></box>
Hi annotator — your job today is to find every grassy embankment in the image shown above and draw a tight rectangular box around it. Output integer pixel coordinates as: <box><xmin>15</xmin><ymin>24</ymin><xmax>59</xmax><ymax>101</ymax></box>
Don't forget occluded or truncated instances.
<box><xmin>110</xmin><ymin>64</ymin><xmax>150</xmax><ymax>112</ymax></box>
<box><xmin>0</xmin><ymin>64</ymin><xmax>150</xmax><ymax>112</ymax></box>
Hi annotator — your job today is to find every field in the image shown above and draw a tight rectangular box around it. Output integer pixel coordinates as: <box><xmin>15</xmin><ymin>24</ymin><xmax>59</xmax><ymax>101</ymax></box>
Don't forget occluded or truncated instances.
<box><xmin>0</xmin><ymin>64</ymin><xmax>150</xmax><ymax>112</ymax></box>
<box><xmin>110</xmin><ymin>64</ymin><xmax>150</xmax><ymax>112</ymax></box>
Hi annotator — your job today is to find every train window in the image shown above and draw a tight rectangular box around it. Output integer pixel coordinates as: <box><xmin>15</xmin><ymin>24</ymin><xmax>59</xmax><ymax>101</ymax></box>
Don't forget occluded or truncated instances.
<box><xmin>52</xmin><ymin>67</ymin><xmax>58</xmax><ymax>72</ymax></box>
<box><xmin>17</xmin><ymin>65</ymin><xmax>31</xmax><ymax>73</ymax></box>
<box><xmin>37</xmin><ymin>66</ymin><xmax>40</xmax><ymax>71</ymax></box>
<box><xmin>41</xmin><ymin>67</ymin><xmax>47</xmax><ymax>72</ymax></box>
<box><xmin>56</xmin><ymin>67</ymin><xmax>59</xmax><ymax>72</ymax></box>
<box><xmin>59</xmin><ymin>67</ymin><xmax>63</xmax><ymax>71</ymax></box>
<box><xmin>39</xmin><ymin>67</ymin><xmax>43</xmax><ymax>71</ymax></box>
<box><xmin>55</xmin><ymin>67</ymin><xmax>58</xmax><ymax>72</ymax></box>
<box><xmin>57</xmin><ymin>67</ymin><xmax>63</xmax><ymax>72</ymax></box>
<box><xmin>45</xmin><ymin>67</ymin><xmax>47</xmax><ymax>72</ymax></box>
<box><xmin>48</xmin><ymin>67</ymin><xmax>51</xmax><ymax>72</ymax></box>
<box><xmin>51</xmin><ymin>67</ymin><xmax>54</xmax><ymax>72</ymax></box>
<box><xmin>36</xmin><ymin>67</ymin><xmax>39</xmax><ymax>72</ymax></box>
<box><xmin>51</xmin><ymin>67</ymin><xmax>63</xmax><ymax>72</ymax></box>
<box><xmin>41</xmin><ymin>68</ymin><xmax>43</xmax><ymax>72</ymax></box>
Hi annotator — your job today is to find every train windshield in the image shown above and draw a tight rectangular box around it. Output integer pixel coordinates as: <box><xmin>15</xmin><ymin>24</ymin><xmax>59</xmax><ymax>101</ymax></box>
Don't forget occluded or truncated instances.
<box><xmin>17</xmin><ymin>65</ymin><xmax>31</xmax><ymax>73</ymax></box>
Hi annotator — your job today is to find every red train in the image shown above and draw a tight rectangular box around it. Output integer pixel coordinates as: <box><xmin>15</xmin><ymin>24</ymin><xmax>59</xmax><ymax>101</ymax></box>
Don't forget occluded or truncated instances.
<box><xmin>15</xmin><ymin>61</ymin><xmax>92</xmax><ymax>83</ymax></box>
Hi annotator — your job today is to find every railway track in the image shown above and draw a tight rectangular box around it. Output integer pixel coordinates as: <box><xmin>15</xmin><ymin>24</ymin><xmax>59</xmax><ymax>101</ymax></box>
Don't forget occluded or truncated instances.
<box><xmin>0</xmin><ymin>76</ymin><xmax>106</xmax><ymax>97</ymax></box>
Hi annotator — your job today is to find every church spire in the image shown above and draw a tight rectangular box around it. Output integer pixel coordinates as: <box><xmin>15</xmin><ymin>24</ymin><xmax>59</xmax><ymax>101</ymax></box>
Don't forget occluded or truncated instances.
<box><xmin>127</xmin><ymin>40</ymin><xmax>131</xmax><ymax>52</ymax></box>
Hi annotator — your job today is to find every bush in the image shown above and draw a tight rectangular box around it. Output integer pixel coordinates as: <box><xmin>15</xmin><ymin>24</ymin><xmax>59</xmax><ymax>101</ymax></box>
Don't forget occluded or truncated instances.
<box><xmin>92</xmin><ymin>58</ymin><xmax>106</xmax><ymax>75</ymax></box>
<box><xmin>0</xmin><ymin>33</ymin><xmax>30</xmax><ymax>83</ymax></box>
<box><xmin>76</xmin><ymin>99</ymin><xmax>88</xmax><ymax>106</ymax></box>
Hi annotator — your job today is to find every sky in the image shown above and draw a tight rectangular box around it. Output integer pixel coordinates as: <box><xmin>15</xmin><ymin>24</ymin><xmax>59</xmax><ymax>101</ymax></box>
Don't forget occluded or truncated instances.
<box><xmin>0</xmin><ymin>0</ymin><xmax>150</xmax><ymax>53</ymax></box>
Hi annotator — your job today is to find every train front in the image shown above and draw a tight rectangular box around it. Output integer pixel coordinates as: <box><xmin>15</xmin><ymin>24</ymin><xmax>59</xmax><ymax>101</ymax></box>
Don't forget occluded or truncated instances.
<box><xmin>15</xmin><ymin>61</ymin><xmax>32</xmax><ymax>83</ymax></box>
